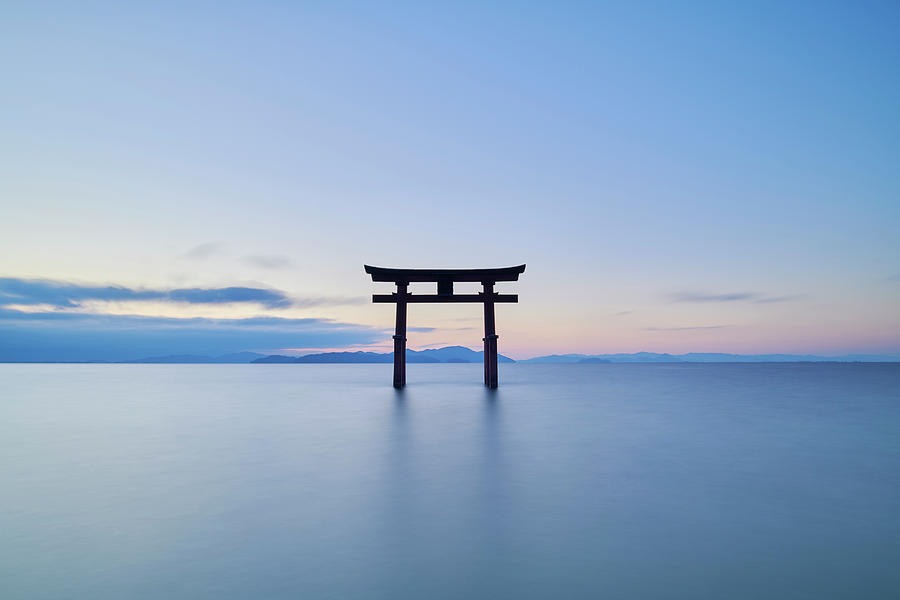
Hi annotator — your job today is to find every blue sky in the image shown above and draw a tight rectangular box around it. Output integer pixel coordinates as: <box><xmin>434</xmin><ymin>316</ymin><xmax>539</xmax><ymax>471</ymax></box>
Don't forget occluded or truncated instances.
<box><xmin>1</xmin><ymin>2</ymin><xmax>898</xmax><ymax>360</ymax></box>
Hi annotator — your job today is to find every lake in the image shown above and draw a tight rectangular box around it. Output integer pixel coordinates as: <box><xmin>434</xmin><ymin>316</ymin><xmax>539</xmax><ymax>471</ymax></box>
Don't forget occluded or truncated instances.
<box><xmin>2</xmin><ymin>363</ymin><xmax>899</xmax><ymax>599</ymax></box>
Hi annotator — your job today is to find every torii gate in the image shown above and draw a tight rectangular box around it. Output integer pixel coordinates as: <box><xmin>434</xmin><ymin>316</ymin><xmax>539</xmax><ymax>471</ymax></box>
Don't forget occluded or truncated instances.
<box><xmin>365</xmin><ymin>265</ymin><xmax>526</xmax><ymax>389</ymax></box>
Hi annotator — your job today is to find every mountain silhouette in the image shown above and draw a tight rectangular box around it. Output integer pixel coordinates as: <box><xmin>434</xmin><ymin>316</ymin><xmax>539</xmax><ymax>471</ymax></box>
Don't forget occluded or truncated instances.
<box><xmin>522</xmin><ymin>352</ymin><xmax>900</xmax><ymax>363</ymax></box>
<box><xmin>252</xmin><ymin>346</ymin><xmax>515</xmax><ymax>364</ymax></box>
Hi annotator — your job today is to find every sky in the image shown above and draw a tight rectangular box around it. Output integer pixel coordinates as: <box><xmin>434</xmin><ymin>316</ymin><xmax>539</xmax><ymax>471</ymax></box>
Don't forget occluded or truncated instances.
<box><xmin>1</xmin><ymin>1</ymin><xmax>899</xmax><ymax>361</ymax></box>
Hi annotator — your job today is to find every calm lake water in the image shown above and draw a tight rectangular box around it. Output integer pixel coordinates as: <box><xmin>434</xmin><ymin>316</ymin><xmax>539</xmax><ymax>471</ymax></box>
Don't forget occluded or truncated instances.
<box><xmin>2</xmin><ymin>363</ymin><xmax>899</xmax><ymax>599</ymax></box>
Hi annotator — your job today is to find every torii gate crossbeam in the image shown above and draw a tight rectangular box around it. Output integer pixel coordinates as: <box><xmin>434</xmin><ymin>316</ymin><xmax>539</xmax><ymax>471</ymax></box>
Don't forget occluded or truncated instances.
<box><xmin>365</xmin><ymin>265</ymin><xmax>525</xmax><ymax>389</ymax></box>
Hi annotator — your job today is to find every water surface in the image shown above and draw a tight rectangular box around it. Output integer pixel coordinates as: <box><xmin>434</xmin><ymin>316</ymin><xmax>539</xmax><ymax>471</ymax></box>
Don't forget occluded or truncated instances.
<box><xmin>2</xmin><ymin>363</ymin><xmax>899</xmax><ymax>599</ymax></box>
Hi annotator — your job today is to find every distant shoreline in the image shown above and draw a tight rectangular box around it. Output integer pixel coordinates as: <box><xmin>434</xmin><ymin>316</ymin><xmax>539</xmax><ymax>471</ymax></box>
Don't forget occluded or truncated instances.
<box><xmin>3</xmin><ymin>345</ymin><xmax>898</xmax><ymax>365</ymax></box>
<box><xmin>3</xmin><ymin>360</ymin><xmax>899</xmax><ymax>365</ymax></box>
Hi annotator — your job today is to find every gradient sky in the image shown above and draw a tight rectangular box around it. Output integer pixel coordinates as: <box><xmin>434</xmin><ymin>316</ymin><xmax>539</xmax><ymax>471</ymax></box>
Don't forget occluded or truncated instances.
<box><xmin>1</xmin><ymin>2</ymin><xmax>899</xmax><ymax>360</ymax></box>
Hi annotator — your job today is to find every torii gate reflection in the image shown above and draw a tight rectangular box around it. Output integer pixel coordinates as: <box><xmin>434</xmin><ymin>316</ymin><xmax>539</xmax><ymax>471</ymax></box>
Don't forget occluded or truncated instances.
<box><xmin>364</xmin><ymin>265</ymin><xmax>526</xmax><ymax>389</ymax></box>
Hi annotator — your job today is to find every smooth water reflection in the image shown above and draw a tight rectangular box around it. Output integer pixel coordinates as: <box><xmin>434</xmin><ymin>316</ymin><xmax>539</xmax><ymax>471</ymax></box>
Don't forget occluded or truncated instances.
<box><xmin>1</xmin><ymin>363</ymin><xmax>899</xmax><ymax>599</ymax></box>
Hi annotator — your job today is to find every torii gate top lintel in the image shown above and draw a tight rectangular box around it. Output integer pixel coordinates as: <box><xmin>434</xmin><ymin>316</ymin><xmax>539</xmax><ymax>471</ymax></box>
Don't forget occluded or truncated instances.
<box><xmin>365</xmin><ymin>264</ymin><xmax>525</xmax><ymax>389</ymax></box>
<box><xmin>364</xmin><ymin>264</ymin><xmax>526</xmax><ymax>284</ymax></box>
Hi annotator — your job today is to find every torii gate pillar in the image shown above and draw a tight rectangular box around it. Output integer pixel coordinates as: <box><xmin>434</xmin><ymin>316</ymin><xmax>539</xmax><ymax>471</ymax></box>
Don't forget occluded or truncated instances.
<box><xmin>392</xmin><ymin>282</ymin><xmax>407</xmax><ymax>388</ymax></box>
<box><xmin>365</xmin><ymin>265</ymin><xmax>525</xmax><ymax>389</ymax></box>
<box><xmin>482</xmin><ymin>282</ymin><xmax>498</xmax><ymax>388</ymax></box>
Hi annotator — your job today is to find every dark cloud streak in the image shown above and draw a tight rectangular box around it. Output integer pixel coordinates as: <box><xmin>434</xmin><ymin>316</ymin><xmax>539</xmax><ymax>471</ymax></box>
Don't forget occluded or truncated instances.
<box><xmin>0</xmin><ymin>277</ymin><xmax>362</xmax><ymax>309</ymax></box>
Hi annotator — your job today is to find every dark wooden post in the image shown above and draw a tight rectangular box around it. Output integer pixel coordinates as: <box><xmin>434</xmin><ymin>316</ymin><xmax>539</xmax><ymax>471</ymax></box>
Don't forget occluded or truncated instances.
<box><xmin>393</xmin><ymin>282</ymin><xmax>408</xmax><ymax>388</ymax></box>
<box><xmin>482</xmin><ymin>282</ymin><xmax>498</xmax><ymax>389</ymax></box>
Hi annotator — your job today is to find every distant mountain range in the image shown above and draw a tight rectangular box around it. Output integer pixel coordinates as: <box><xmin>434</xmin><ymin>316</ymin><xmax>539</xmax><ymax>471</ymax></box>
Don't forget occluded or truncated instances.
<box><xmin>520</xmin><ymin>352</ymin><xmax>900</xmax><ymax>363</ymax></box>
<box><xmin>55</xmin><ymin>348</ymin><xmax>900</xmax><ymax>364</ymax></box>
<box><xmin>252</xmin><ymin>346</ymin><xmax>515</xmax><ymax>364</ymax></box>
<box><xmin>124</xmin><ymin>352</ymin><xmax>268</xmax><ymax>363</ymax></box>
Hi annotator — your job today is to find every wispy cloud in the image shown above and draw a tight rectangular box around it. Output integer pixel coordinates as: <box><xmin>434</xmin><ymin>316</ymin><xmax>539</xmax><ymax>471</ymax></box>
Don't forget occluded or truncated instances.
<box><xmin>290</xmin><ymin>296</ymin><xmax>367</xmax><ymax>307</ymax></box>
<box><xmin>245</xmin><ymin>254</ymin><xmax>293</xmax><ymax>269</ymax></box>
<box><xmin>0</xmin><ymin>310</ymin><xmax>382</xmax><ymax>362</ymax></box>
<box><xmin>613</xmin><ymin>310</ymin><xmax>633</xmax><ymax>316</ymax></box>
<box><xmin>668</xmin><ymin>291</ymin><xmax>798</xmax><ymax>304</ymax></box>
<box><xmin>752</xmin><ymin>295</ymin><xmax>799</xmax><ymax>304</ymax></box>
<box><xmin>644</xmin><ymin>325</ymin><xmax>727</xmax><ymax>331</ymax></box>
<box><xmin>181</xmin><ymin>242</ymin><xmax>224</xmax><ymax>260</ymax></box>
